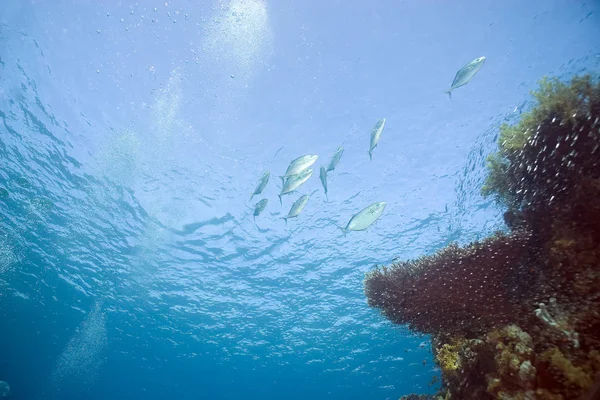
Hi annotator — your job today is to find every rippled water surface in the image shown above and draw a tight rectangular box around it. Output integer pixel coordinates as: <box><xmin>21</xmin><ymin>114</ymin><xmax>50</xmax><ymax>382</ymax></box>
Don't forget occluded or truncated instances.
<box><xmin>1</xmin><ymin>1</ymin><xmax>599</xmax><ymax>399</ymax></box>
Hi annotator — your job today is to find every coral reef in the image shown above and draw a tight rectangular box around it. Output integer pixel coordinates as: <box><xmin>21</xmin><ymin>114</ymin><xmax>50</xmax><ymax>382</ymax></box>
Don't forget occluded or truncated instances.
<box><xmin>365</xmin><ymin>75</ymin><xmax>600</xmax><ymax>399</ymax></box>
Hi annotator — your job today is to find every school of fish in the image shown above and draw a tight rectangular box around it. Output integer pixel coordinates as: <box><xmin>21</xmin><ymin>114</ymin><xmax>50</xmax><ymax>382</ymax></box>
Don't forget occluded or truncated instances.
<box><xmin>250</xmin><ymin>56</ymin><xmax>487</xmax><ymax>234</ymax></box>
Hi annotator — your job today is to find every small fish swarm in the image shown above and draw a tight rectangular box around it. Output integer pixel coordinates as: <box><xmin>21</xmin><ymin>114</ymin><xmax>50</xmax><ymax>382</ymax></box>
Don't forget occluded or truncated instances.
<box><xmin>364</xmin><ymin>74</ymin><xmax>600</xmax><ymax>399</ymax></box>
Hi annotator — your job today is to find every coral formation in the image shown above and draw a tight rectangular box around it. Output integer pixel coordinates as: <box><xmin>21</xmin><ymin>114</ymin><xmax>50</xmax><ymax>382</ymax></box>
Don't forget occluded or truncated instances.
<box><xmin>535</xmin><ymin>298</ymin><xmax>579</xmax><ymax>349</ymax></box>
<box><xmin>436</xmin><ymin>342</ymin><xmax>461</xmax><ymax>373</ymax></box>
<box><xmin>365</xmin><ymin>74</ymin><xmax>600</xmax><ymax>399</ymax></box>
<box><xmin>364</xmin><ymin>231</ymin><xmax>533</xmax><ymax>338</ymax></box>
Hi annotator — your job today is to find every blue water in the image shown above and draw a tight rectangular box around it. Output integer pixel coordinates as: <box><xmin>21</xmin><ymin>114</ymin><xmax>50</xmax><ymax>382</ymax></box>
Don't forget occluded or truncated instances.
<box><xmin>0</xmin><ymin>1</ymin><xmax>599</xmax><ymax>399</ymax></box>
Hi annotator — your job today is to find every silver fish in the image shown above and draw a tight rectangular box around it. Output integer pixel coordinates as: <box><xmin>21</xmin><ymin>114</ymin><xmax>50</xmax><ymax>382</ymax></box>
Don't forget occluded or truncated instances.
<box><xmin>327</xmin><ymin>146</ymin><xmax>344</xmax><ymax>172</ymax></box>
<box><xmin>319</xmin><ymin>166</ymin><xmax>328</xmax><ymax>200</ymax></box>
<box><xmin>283</xmin><ymin>194</ymin><xmax>309</xmax><ymax>224</ymax></box>
<box><xmin>369</xmin><ymin>118</ymin><xmax>386</xmax><ymax>161</ymax></box>
<box><xmin>278</xmin><ymin>168</ymin><xmax>314</xmax><ymax>205</ymax></box>
<box><xmin>340</xmin><ymin>201</ymin><xmax>386</xmax><ymax>236</ymax></box>
<box><xmin>280</xmin><ymin>155</ymin><xmax>318</xmax><ymax>183</ymax></box>
<box><xmin>253</xmin><ymin>198</ymin><xmax>268</xmax><ymax>221</ymax></box>
<box><xmin>250</xmin><ymin>171</ymin><xmax>270</xmax><ymax>201</ymax></box>
<box><xmin>445</xmin><ymin>56</ymin><xmax>486</xmax><ymax>99</ymax></box>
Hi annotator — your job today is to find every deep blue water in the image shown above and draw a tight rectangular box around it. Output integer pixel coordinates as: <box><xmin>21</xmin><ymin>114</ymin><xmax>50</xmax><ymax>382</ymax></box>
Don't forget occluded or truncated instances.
<box><xmin>0</xmin><ymin>1</ymin><xmax>599</xmax><ymax>399</ymax></box>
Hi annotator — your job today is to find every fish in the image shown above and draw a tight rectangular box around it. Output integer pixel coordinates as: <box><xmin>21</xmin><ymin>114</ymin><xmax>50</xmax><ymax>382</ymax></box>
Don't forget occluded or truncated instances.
<box><xmin>253</xmin><ymin>198</ymin><xmax>268</xmax><ymax>221</ymax></box>
<box><xmin>283</xmin><ymin>194</ymin><xmax>309</xmax><ymax>224</ymax></box>
<box><xmin>369</xmin><ymin>118</ymin><xmax>386</xmax><ymax>161</ymax></box>
<box><xmin>280</xmin><ymin>154</ymin><xmax>318</xmax><ymax>183</ymax></box>
<box><xmin>340</xmin><ymin>201</ymin><xmax>386</xmax><ymax>236</ymax></box>
<box><xmin>319</xmin><ymin>166</ymin><xmax>328</xmax><ymax>200</ymax></box>
<box><xmin>250</xmin><ymin>171</ymin><xmax>270</xmax><ymax>201</ymax></box>
<box><xmin>445</xmin><ymin>56</ymin><xmax>486</xmax><ymax>99</ymax></box>
<box><xmin>327</xmin><ymin>146</ymin><xmax>344</xmax><ymax>172</ymax></box>
<box><xmin>278</xmin><ymin>168</ymin><xmax>314</xmax><ymax>205</ymax></box>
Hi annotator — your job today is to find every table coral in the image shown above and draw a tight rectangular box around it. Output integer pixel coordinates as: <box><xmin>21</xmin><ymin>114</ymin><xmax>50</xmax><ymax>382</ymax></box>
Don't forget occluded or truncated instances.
<box><xmin>364</xmin><ymin>231</ymin><xmax>533</xmax><ymax>338</ymax></box>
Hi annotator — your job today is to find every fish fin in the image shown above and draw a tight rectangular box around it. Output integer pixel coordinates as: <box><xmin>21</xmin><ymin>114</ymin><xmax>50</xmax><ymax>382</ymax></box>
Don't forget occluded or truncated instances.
<box><xmin>338</xmin><ymin>225</ymin><xmax>347</xmax><ymax>237</ymax></box>
<box><xmin>445</xmin><ymin>90</ymin><xmax>452</xmax><ymax>100</ymax></box>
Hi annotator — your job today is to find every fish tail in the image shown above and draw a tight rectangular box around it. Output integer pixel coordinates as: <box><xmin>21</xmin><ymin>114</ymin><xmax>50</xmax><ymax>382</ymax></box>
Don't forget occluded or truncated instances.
<box><xmin>278</xmin><ymin>194</ymin><xmax>282</xmax><ymax>206</ymax></box>
<box><xmin>283</xmin><ymin>217</ymin><xmax>288</xmax><ymax>226</ymax></box>
<box><xmin>325</xmin><ymin>192</ymin><xmax>328</xmax><ymax>202</ymax></box>
<box><xmin>445</xmin><ymin>90</ymin><xmax>452</xmax><ymax>100</ymax></box>
<box><xmin>369</xmin><ymin>150</ymin><xmax>372</xmax><ymax>161</ymax></box>
<box><xmin>338</xmin><ymin>226</ymin><xmax>347</xmax><ymax>237</ymax></box>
